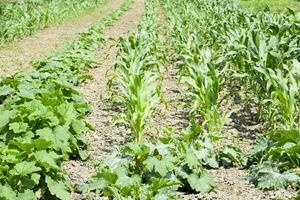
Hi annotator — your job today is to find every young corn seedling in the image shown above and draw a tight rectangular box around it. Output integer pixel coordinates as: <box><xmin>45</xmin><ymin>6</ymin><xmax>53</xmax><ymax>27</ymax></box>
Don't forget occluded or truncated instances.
<box><xmin>118</xmin><ymin>69</ymin><xmax>160</xmax><ymax>143</ymax></box>
<box><xmin>112</xmin><ymin>0</ymin><xmax>162</xmax><ymax>143</ymax></box>
<box><xmin>181</xmin><ymin>46</ymin><xmax>227</xmax><ymax>133</ymax></box>
<box><xmin>246</xmin><ymin>30</ymin><xmax>300</xmax><ymax>129</ymax></box>
<box><xmin>164</xmin><ymin>1</ymin><xmax>230</xmax><ymax>134</ymax></box>
<box><xmin>175</xmin><ymin>32</ymin><xmax>224</xmax><ymax>132</ymax></box>
<box><xmin>255</xmin><ymin>60</ymin><xmax>300</xmax><ymax>130</ymax></box>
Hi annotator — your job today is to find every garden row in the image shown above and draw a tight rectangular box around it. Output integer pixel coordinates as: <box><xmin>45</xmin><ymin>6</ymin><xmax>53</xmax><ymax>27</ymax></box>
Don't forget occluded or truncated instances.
<box><xmin>0</xmin><ymin>0</ymin><xmax>106</xmax><ymax>46</ymax></box>
<box><xmin>0</xmin><ymin>0</ymin><xmax>133</xmax><ymax>199</ymax></box>
<box><xmin>164</xmin><ymin>0</ymin><xmax>299</xmax><ymax>192</ymax></box>
<box><xmin>81</xmin><ymin>0</ymin><xmax>245</xmax><ymax>199</ymax></box>
<box><xmin>81</xmin><ymin>0</ymin><xmax>299</xmax><ymax>199</ymax></box>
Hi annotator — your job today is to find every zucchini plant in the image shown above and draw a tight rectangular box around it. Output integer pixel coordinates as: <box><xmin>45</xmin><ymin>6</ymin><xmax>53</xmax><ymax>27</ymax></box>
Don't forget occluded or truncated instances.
<box><xmin>0</xmin><ymin>0</ymin><xmax>133</xmax><ymax>198</ymax></box>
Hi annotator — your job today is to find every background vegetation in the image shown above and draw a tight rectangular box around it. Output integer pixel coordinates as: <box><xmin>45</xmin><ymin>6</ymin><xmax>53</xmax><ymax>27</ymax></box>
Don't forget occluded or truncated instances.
<box><xmin>0</xmin><ymin>0</ymin><xmax>105</xmax><ymax>47</ymax></box>
<box><xmin>237</xmin><ymin>0</ymin><xmax>300</xmax><ymax>12</ymax></box>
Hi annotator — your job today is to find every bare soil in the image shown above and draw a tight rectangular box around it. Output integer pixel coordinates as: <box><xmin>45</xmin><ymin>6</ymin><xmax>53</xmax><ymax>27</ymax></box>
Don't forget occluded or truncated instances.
<box><xmin>0</xmin><ymin>0</ymin><xmax>124</xmax><ymax>78</ymax></box>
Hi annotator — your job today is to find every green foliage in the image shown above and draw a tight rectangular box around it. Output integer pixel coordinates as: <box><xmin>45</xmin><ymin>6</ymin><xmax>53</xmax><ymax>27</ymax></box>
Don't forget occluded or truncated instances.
<box><xmin>180</xmin><ymin>48</ymin><xmax>227</xmax><ymax>132</ymax></box>
<box><xmin>164</xmin><ymin>0</ymin><xmax>233</xmax><ymax>134</ymax></box>
<box><xmin>111</xmin><ymin>0</ymin><xmax>164</xmax><ymax>143</ymax></box>
<box><xmin>289</xmin><ymin>192</ymin><xmax>300</xmax><ymax>200</ymax></box>
<box><xmin>0</xmin><ymin>0</ymin><xmax>133</xmax><ymax>198</ymax></box>
<box><xmin>237</xmin><ymin>0</ymin><xmax>300</xmax><ymax>12</ymax></box>
<box><xmin>83</xmin><ymin>0</ymin><xmax>248</xmax><ymax>198</ymax></box>
<box><xmin>165</xmin><ymin>0</ymin><xmax>300</xmax><ymax>130</ymax></box>
<box><xmin>247</xmin><ymin>164</ymin><xmax>299</xmax><ymax>190</ymax></box>
<box><xmin>0</xmin><ymin>0</ymin><xmax>107</xmax><ymax>46</ymax></box>
<box><xmin>85</xmin><ymin>135</ymin><xmax>217</xmax><ymax>199</ymax></box>
<box><xmin>218</xmin><ymin>145</ymin><xmax>242</xmax><ymax>167</ymax></box>
<box><xmin>245</xmin><ymin>130</ymin><xmax>300</xmax><ymax>190</ymax></box>
<box><xmin>0</xmin><ymin>73</ymin><xmax>90</xmax><ymax>198</ymax></box>
<box><xmin>163</xmin><ymin>0</ymin><xmax>300</xmax><ymax>192</ymax></box>
<box><xmin>85</xmin><ymin>113</ymin><xmax>244</xmax><ymax>199</ymax></box>
<box><xmin>118</xmin><ymin>68</ymin><xmax>160</xmax><ymax>142</ymax></box>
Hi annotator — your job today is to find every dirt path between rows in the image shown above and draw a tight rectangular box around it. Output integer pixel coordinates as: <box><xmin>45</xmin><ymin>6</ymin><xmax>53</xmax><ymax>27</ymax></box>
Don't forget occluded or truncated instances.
<box><xmin>63</xmin><ymin>0</ymin><xmax>145</xmax><ymax>199</ymax></box>
<box><xmin>0</xmin><ymin>0</ymin><xmax>125</xmax><ymax>78</ymax></box>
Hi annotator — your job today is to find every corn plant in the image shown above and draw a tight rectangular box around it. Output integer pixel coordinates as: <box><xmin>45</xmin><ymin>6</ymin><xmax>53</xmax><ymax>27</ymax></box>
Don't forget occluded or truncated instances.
<box><xmin>237</xmin><ymin>27</ymin><xmax>300</xmax><ymax>129</ymax></box>
<box><xmin>180</xmin><ymin>47</ymin><xmax>227</xmax><ymax>133</ymax></box>
<box><xmin>118</xmin><ymin>69</ymin><xmax>160</xmax><ymax>143</ymax></box>
<box><xmin>254</xmin><ymin>60</ymin><xmax>300</xmax><ymax>130</ymax></box>
<box><xmin>164</xmin><ymin>1</ymin><xmax>228</xmax><ymax>134</ymax></box>
<box><xmin>111</xmin><ymin>0</ymin><xmax>163</xmax><ymax>143</ymax></box>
